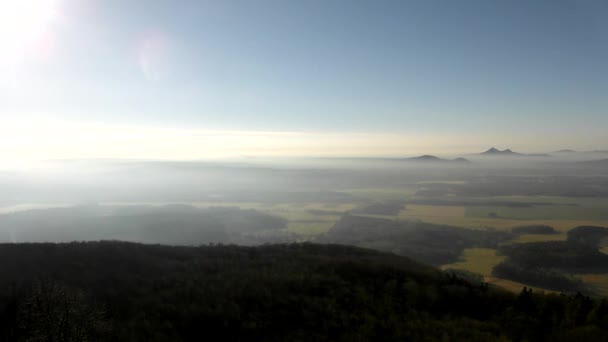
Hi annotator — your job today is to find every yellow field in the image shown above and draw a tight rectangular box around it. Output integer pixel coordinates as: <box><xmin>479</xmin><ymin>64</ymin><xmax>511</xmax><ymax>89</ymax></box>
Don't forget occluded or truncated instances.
<box><xmin>399</xmin><ymin>204</ymin><xmax>608</xmax><ymax>233</ymax></box>
<box><xmin>399</xmin><ymin>205</ymin><xmax>466</xmax><ymax>224</ymax></box>
<box><xmin>440</xmin><ymin>248</ymin><xmax>505</xmax><ymax>277</ymax></box>
<box><xmin>578</xmin><ymin>274</ymin><xmax>608</xmax><ymax>297</ymax></box>
<box><xmin>183</xmin><ymin>195</ymin><xmax>608</xmax><ymax>237</ymax></box>
<box><xmin>488</xmin><ymin>278</ymin><xmax>554</xmax><ymax>294</ymax></box>
<box><xmin>441</xmin><ymin>248</ymin><xmax>556</xmax><ymax>293</ymax></box>
<box><xmin>341</xmin><ymin>187</ymin><xmax>418</xmax><ymax>201</ymax></box>
<box><xmin>510</xmin><ymin>233</ymin><xmax>567</xmax><ymax>243</ymax></box>
<box><xmin>114</xmin><ymin>200</ymin><xmax>607</xmax><ymax>246</ymax></box>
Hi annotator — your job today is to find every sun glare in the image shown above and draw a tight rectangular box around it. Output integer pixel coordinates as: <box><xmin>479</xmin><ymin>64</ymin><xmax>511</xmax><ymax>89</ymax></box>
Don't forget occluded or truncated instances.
<box><xmin>0</xmin><ymin>0</ymin><xmax>58</xmax><ymax>64</ymax></box>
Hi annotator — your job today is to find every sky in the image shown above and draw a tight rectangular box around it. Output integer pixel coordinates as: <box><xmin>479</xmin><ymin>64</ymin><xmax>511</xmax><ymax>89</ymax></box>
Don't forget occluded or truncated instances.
<box><xmin>1</xmin><ymin>0</ymin><xmax>607</xmax><ymax>159</ymax></box>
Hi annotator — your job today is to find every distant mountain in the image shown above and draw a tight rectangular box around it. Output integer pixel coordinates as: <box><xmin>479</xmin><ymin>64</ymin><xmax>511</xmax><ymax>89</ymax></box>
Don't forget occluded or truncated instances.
<box><xmin>406</xmin><ymin>155</ymin><xmax>443</xmax><ymax>161</ymax></box>
<box><xmin>555</xmin><ymin>149</ymin><xmax>577</xmax><ymax>153</ymax></box>
<box><xmin>481</xmin><ymin>148</ymin><xmax>519</xmax><ymax>156</ymax></box>
<box><xmin>479</xmin><ymin>148</ymin><xmax>549</xmax><ymax>157</ymax></box>
<box><xmin>404</xmin><ymin>155</ymin><xmax>471</xmax><ymax>164</ymax></box>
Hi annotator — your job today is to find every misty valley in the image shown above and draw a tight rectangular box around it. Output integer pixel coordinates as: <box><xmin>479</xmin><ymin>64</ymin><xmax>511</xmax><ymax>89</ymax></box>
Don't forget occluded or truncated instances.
<box><xmin>2</xmin><ymin>151</ymin><xmax>608</xmax><ymax>340</ymax></box>
<box><xmin>2</xmin><ymin>152</ymin><xmax>608</xmax><ymax>293</ymax></box>
<box><xmin>4</xmin><ymin>0</ymin><xmax>608</xmax><ymax>339</ymax></box>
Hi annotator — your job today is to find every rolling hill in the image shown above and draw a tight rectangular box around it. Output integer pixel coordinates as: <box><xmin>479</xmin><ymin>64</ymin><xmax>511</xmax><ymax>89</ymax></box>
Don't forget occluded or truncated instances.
<box><xmin>0</xmin><ymin>242</ymin><xmax>607</xmax><ymax>341</ymax></box>
<box><xmin>403</xmin><ymin>155</ymin><xmax>472</xmax><ymax>164</ymax></box>
<box><xmin>480</xmin><ymin>148</ymin><xmax>550</xmax><ymax>157</ymax></box>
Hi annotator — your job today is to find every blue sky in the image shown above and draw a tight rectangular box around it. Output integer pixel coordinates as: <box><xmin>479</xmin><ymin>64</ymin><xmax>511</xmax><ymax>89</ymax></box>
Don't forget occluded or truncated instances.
<box><xmin>1</xmin><ymin>0</ymin><xmax>607</xmax><ymax>158</ymax></box>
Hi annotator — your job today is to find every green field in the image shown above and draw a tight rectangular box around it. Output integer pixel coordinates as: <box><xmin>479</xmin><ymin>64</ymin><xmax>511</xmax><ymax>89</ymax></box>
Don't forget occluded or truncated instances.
<box><xmin>40</xmin><ymin>193</ymin><xmax>608</xmax><ymax>295</ymax></box>
<box><xmin>146</xmin><ymin>192</ymin><xmax>608</xmax><ymax>294</ymax></box>
<box><xmin>348</xmin><ymin>192</ymin><xmax>608</xmax><ymax>294</ymax></box>
<box><xmin>191</xmin><ymin>201</ymin><xmax>358</xmax><ymax>235</ymax></box>
<box><xmin>183</xmin><ymin>194</ymin><xmax>608</xmax><ymax>242</ymax></box>
<box><xmin>184</xmin><ymin>194</ymin><xmax>607</xmax><ymax>237</ymax></box>
<box><xmin>465</xmin><ymin>205</ymin><xmax>608</xmax><ymax>221</ymax></box>
<box><xmin>341</xmin><ymin>186</ymin><xmax>417</xmax><ymax>201</ymax></box>
<box><xmin>395</xmin><ymin>204</ymin><xmax>608</xmax><ymax>232</ymax></box>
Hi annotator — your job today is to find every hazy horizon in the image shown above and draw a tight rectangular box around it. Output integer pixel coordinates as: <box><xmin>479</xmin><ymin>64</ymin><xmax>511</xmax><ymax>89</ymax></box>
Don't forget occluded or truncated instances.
<box><xmin>3</xmin><ymin>2</ymin><xmax>608</xmax><ymax>339</ymax></box>
<box><xmin>2</xmin><ymin>0</ymin><xmax>608</xmax><ymax>160</ymax></box>
<box><xmin>0</xmin><ymin>120</ymin><xmax>606</xmax><ymax>161</ymax></box>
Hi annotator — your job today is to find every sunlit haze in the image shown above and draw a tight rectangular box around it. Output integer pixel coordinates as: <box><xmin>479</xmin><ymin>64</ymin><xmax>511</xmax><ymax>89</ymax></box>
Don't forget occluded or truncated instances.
<box><xmin>3</xmin><ymin>3</ymin><xmax>608</xmax><ymax>338</ymax></box>
<box><xmin>1</xmin><ymin>0</ymin><xmax>608</xmax><ymax>159</ymax></box>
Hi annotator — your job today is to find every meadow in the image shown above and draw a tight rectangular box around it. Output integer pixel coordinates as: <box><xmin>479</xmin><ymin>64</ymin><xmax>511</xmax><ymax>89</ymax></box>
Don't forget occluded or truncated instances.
<box><xmin>440</xmin><ymin>248</ymin><xmax>552</xmax><ymax>293</ymax></box>
<box><xmin>10</xmin><ymin>176</ymin><xmax>608</xmax><ymax>296</ymax></box>
<box><xmin>191</xmin><ymin>201</ymin><xmax>358</xmax><ymax>235</ymax></box>
<box><xmin>339</xmin><ymin>185</ymin><xmax>608</xmax><ymax>295</ymax></box>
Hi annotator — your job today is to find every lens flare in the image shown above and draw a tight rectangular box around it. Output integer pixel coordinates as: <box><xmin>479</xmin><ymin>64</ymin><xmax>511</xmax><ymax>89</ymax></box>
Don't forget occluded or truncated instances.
<box><xmin>0</xmin><ymin>0</ymin><xmax>58</xmax><ymax>65</ymax></box>
<box><xmin>137</xmin><ymin>30</ymin><xmax>173</xmax><ymax>82</ymax></box>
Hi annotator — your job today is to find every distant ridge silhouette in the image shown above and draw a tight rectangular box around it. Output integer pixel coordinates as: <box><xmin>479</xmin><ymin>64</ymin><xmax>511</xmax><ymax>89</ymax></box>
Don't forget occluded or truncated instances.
<box><xmin>479</xmin><ymin>148</ymin><xmax>549</xmax><ymax>157</ymax></box>
<box><xmin>481</xmin><ymin>147</ymin><xmax>518</xmax><ymax>155</ymax></box>
<box><xmin>403</xmin><ymin>155</ymin><xmax>471</xmax><ymax>163</ymax></box>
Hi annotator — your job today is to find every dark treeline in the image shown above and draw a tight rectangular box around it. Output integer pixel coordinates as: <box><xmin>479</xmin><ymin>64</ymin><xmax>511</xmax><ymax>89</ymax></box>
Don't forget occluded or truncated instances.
<box><xmin>511</xmin><ymin>225</ymin><xmax>557</xmax><ymax>235</ymax></box>
<box><xmin>493</xmin><ymin>262</ymin><xmax>590</xmax><ymax>294</ymax></box>
<box><xmin>567</xmin><ymin>226</ymin><xmax>608</xmax><ymax>246</ymax></box>
<box><xmin>493</xmin><ymin>226</ymin><xmax>608</xmax><ymax>293</ymax></box>
<box><xmin>497</xmin><ymin>241</ymin><xmax>608</xmax><ymax>273</ymax></box>
<box><xmin>320</xmin><ymin>214</ymin><xmax>510</xmax><ymax>265</ymax></box>
<box><xmin>0</xmin><ymin>242</ymin><xmax>607</xmax><ymax>341</ymax></box>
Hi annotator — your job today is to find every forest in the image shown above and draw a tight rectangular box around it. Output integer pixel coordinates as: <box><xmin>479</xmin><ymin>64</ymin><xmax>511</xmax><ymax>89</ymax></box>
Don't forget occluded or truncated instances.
<box><xmin>320</xmin><ymin>214</ymin><xmax>511</xmax><ymax>266</ymax></box>
<box><xmin>492</xmin><ymin>226</ymin><xmax>608</xmax><ymax>293</ymax></box>
<box><xmin>1</xmin><ymin>242</ymin><xmax>608</xmax><ymax>342</ymax></box>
